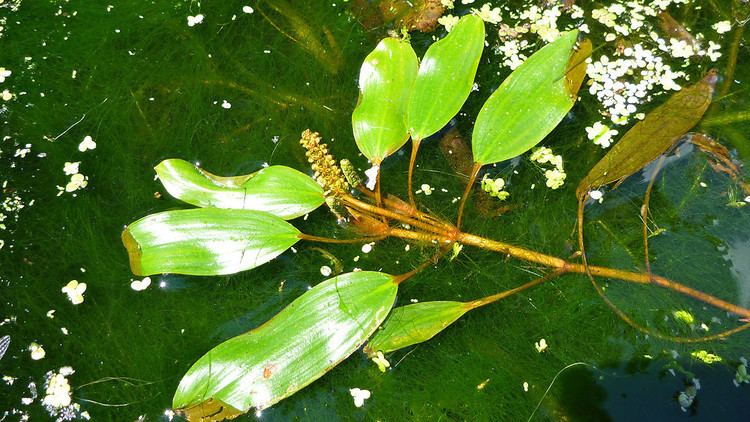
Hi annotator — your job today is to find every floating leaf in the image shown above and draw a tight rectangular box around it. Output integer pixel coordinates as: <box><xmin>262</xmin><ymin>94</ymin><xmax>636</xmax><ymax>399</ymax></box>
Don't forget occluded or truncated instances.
<box><xmin>352</xmin><ymin>38</ymin><xmax>418</xmax><ymax>163</ymax></box>
<box><xmin>155</xmin><ymin>159</ymin><xmax>324</xmax><ymax>220</ymax></box>
<box><xmin>173</xmin><ymin>271</ymin><xmax>398</xmax><ymax>417</ymax></box>
<box><xmin>122</xmin><ymin>209</ymin><xmax>300</xmax><ymax>276</ymax></box>
<box><xmin>364</xmin><ymin>301</ymin><xmax>469</xmax><ymax>355</ymax></box>
<box><xmin>407</xmin><ymin>14</ymin><xmax>485</xmax><ymax>141</ymax></box>
<box><xmin>576</xmin><ymin>70</ymin><xmax>718</xmax><ymax>198</ymax></box>
<box><xmin>472</xmin><ymin>30</ymin><xmax>582</xmax><ymax>165</ymax></box>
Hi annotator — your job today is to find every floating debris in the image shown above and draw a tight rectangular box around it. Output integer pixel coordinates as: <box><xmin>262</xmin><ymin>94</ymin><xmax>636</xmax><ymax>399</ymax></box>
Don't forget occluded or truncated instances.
<box><xmin>187</xmin><ymin>14</ymin><xmax>204</xmax><ymax>27</ymax></box>
<box><xmin>29</xmin><ymin>342</ymin><xmax>45</xmax><ymax>360</ymax></box>
<box><xmin>77</xmin><ymin>135</ymin><xmax>96</xmax><ymax>152</ymax></box>
<box><xmin>61</xmin><ymin>280</ymin><xmax>86</xmax><ymax>305</ymax></box>
<box><xmin>130</xmin><ymin>277</ymin><xmax>151</xmax><ymax>291</ymax></box>
<box><xmin>0</xmin><ymin>67</ymin><xmax>11</xmax><ymax>83</ymax></box>
<box><xmin>349</xmin><ymin>387</ymin><xmax>371</xmax><ymax>407</ymax></box>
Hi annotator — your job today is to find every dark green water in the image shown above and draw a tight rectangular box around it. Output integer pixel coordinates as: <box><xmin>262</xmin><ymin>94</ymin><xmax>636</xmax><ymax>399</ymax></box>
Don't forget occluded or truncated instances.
<box><xmin>1</xmin><ymin>1</ymin><xmax>749</xmax><ymax>420</ymax></box>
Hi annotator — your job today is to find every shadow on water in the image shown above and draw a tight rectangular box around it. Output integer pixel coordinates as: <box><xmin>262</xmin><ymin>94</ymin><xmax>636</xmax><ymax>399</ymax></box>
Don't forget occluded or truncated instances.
<box><xmin>553</xmin><ymin>358</ymin><xmax>749</xmax><ymax>422</ymax></box>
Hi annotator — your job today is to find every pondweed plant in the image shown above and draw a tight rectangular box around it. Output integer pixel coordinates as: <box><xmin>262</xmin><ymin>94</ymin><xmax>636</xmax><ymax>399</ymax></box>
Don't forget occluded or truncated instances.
<box><xmin>121</xmin><ymin>15</ymin><xmax>749</xmax><ymax>421</ymax></box>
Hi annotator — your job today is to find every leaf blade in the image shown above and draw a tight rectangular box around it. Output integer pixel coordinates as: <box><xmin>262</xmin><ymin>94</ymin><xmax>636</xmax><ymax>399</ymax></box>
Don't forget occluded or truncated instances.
<box><xmin>155</xmin><ymin>159</ymin><xmax>325</xmax><ymax>220</ymax></box>
<box><xmin>407</xmin><ymin>14</ymin><xmax>485</xmax><ymax>141</ymax></box>
<box><xmin>472</xmin><ymin>30</ymin><xmax>581</xmax><ymax>165</ymax></box>
<box><xmin>352</xmin><ymin>38</ymin><xmax>418</xmax><ymax>163</ymax></box>
<box><xmin>122</xmin><ymin>209</ymin><xmax>300</xmax><ymax>276</ymax></box>
<box><xmin>364</xmin><ymin>301</ymin><xmax>469</xmax><ymax>355</ymax></box>
<box><xmin>173</xmin><ymin>271</ymin><xmax>398</xmax><ymax>415</ymax></box>
<box><xmin>576</xmin><ymin>70</ymin><xmax>717</xmax><ymax>197</ymax></box>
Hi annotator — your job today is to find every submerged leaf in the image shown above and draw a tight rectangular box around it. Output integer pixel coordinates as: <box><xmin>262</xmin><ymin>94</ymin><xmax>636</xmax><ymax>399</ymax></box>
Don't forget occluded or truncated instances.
<box><xmin>173</xmin><ymin>271</ymin><xmax>398</xmax><ymax>416</ymax></box>
<box><xmin>658</xmin><ymin>11</ymin><xmax>698</xmax><ymax>50</ymax></box>
<box><xmin>155</xmin><ymin>159</ymin><xmax>324</xmax><ymax>220</ymax></box>
<box><xmin>352</xmin><ymin>38</ymin><xmax>418</xmax><ymax>163</ymax></box>
<box><xmin>122</xmin><ymin>209</ymin><xmax>300</xmax><ymax>276</ymax></box>
<box><xmin>351</xmin><ymin>0</ymin><xmax>445</xmax><ymax>33</ymax></box>
<box><xmin>407</xmin><ymin>14</ymin><xmax>485</xmax><ymax>141</ymax></box>
<box><xmin>564</xmin><ymin>38</ymin><xmax>591</xmax><ymax>99</ymax></box>
<box><xmin>364</xmin><ymin>301</ymin><xmax>469</xmax><ymax>355</ymax></box>
<box><xmin>577</xmin><ymin>70</ymin><xmax>718</xmax><ymax>198</ymax></box>
<box><xmin>472</xmin><ymin>30</ymin><xmax>582</xmax><ymax>165</ymax></box>
<box><xmin>260</xmin><ymin>0</ymin><xmax>343</xmax><ymax>74</ymax></box>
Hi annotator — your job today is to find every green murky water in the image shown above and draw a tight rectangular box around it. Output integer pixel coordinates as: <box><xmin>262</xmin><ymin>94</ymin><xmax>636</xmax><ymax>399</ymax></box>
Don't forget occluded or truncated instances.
<box><xmin>2</xmin><ymin>1</ymin><xmax>749</xmax><ymax>420</ymax></box>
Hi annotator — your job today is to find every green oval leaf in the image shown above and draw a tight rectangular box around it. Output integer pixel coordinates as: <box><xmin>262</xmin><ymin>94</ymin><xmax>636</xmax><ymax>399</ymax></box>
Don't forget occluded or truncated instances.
<box><xmin>352</xmin><ymin>38</ymin><xmax>418</xmax><ymax>164</ymax></box>
<box><xmin>173</xmin><ymin>271</ymin><xmax>398</xmax><ymax>416</ymax></box>
<box><xmin>122</xmin><ymin>209</ymin><xmax>300</xmax><ymax>276</ymax></box>
<box><xmin>577</xmin><ymin>70</ymin><xmax>717</xmax><ymax>198</ymax></box>
<box><xmin>364</xmin><ymin>301</ymin><xmax>469</xmax><ymax>355</ymax></box>
<box><xmin>472</xmin><ymin>30</ymin><xmax>582</xmax><ymax>165</ymax></box>
<box><xmin>155</xmin><ymin>159</ymin><xmax>325</xmax><ymax>220</ymax></box>
<box><xmin>407</xmin><ymin>14</ymin><xmax>485</xmax><ymax>141</ymax></box>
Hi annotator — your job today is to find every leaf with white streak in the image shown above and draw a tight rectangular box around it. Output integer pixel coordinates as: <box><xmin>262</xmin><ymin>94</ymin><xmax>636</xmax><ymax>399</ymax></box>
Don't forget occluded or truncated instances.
<box><xmin>122</xmin><ymin>209</ymin><xmax>300</xmax><ymax>276</ymax></box>
<box><xmin>155</xmin><ymin>159</ymin><xmax>324</xmax><ymax>220</ymax></box>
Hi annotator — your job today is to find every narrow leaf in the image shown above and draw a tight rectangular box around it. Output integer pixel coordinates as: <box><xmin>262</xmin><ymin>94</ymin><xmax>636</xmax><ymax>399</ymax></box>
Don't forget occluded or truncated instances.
<box><xmin>122</xmin><ymin>209</ymin><xmax>300</xmax><ymax>276</ymax></box>
<box><xmin>173</xmin><ymin>271</ymin><xmax>398</xmax><ymax>416</ymax></box>
<box><xmin>472</xmin><ymin>30</ymin><xmax>582</xmax><ymax>165</ymax></box>
<box><xmin>564</xmin><ymin>38</ymin><xmax>591</xmax><ymax>99</ymax></box>
<box><xmin>352</xmin><ymin>38</ymin><xmax>418</xmax><ymax>163</ymax></box>
<box><xmin>407</xmin><ymin>14</ymin><xmax>485</xmax><ymax>141</ymax></box>
<box><xmin>577</xmin><ymin>70</ymin><xmax>718</xmax><ymax>198</ymax></box>
<box><xmin>364</xmin><ymin>301</ymin><xmax>469</xmax><ymax>355</ymax></box>
<box><xmin>155</xmin><ymin>159</ymin><xmax>325</xmax><ymax>220</ymax></box>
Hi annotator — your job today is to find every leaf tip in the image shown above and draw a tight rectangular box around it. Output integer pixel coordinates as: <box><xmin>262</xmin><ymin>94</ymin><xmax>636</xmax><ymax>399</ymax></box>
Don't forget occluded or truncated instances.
<box><xmin>121</xmin><ymin>227</ymin><xmax>144</xmax><ymax>276</ymax></box>
<box><xmin>174</xmin><ymin>398</ymin><xmax>243</xmax><ymax>422</ymax></box>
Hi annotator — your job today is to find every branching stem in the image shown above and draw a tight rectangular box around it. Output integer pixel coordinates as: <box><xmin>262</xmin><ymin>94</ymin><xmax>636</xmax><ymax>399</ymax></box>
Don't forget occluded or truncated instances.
<box><xmin>341</xmin><ymin>194</ymin><xmax>457</xmax><ymax>237</ymax></box>
<box><xmin>307</xmin><ymin>184</ymin><xmax>750</xmax><ymax>324</ymax></box>
<box><xmin>391</xmin><ymin>204</ymin><xmax>750</xmax><ymax>319</ymax></box>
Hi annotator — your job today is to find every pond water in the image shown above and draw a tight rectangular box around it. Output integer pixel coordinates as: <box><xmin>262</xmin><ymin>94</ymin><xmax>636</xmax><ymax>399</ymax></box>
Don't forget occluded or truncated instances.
<box><xmin>1</xmin><ymin>1</ymin><xmax>749</xmax><ymax>420</ymax></box>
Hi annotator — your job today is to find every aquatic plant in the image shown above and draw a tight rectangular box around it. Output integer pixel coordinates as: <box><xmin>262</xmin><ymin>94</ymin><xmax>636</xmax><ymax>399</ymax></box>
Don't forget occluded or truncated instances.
<box><xmin>121</xmin><ymin>14</ymin><xmax>749</xmax><ymax>421</ymax></box>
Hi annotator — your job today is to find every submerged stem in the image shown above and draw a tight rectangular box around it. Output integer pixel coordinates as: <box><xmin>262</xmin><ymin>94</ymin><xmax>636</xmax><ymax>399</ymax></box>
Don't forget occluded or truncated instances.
<box><xmin>298</xmin><ymin>233</ymin><xmax>384</xmax><ymax>244</ymax></box>
<box><xmin>577</xmin><ymin>193</ymin><xmax>750</xmax><ymax>338</ymax></box>
<box><xmin>466</xmin><ymin>270</ymin><xmax>564</xmax><ymax>309</ymax></box>
<box><xmin>642</xmin><ymin>155</ymin><xmax>667</xmax><ymax>276</ymax></box>
<box><xmin>458</xmin><ymin>229</ymin><xmax>750</xmax><ymax>318</ymax></box>
<box><xmin>407</xmin><ymin>138</ymin><xmax>421</xmax><ymax>207</ymax></box>
<box><xmin>392</xmin><ymin>247</ymin><xmax>449</xmax><ymax>285</ymax></box>
<box><xmin>456</xmin><ymin>162</ymin><xmax>482</xmax><ymax>229</ymax></box>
